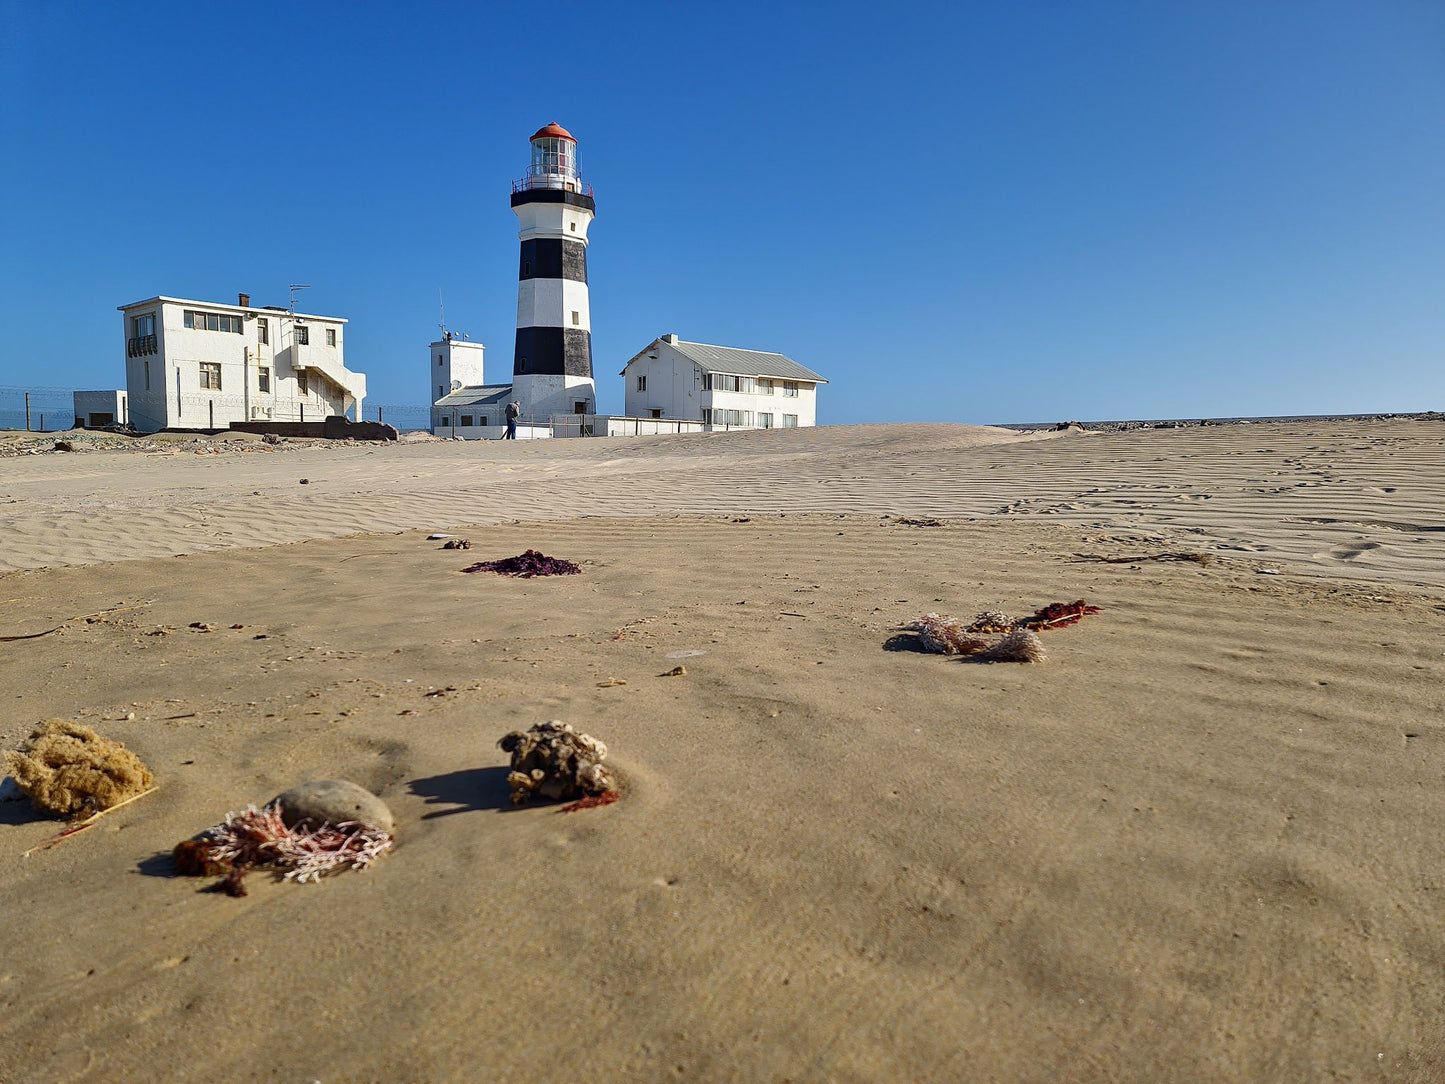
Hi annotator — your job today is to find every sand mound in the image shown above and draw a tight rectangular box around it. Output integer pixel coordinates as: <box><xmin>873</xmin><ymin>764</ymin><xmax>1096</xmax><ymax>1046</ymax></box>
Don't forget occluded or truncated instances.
<box><xmin>3</xmin><ymin>719</ymin><xmax>154</xmax><ymax>818</ymax></box>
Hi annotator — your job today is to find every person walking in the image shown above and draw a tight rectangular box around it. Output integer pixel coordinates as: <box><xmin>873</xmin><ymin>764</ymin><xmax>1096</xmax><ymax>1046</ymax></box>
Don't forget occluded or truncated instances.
<box><xmin>504</xmin><ymin>400</ymin><xmax>519</xmax><ymax>440</ymax></box>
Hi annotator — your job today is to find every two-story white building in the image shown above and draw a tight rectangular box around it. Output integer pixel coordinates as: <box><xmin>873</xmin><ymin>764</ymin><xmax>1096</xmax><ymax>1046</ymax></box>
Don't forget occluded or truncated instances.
<box><xmin>621</xmin><ymin>336</ymin><xmax>826</xmax><ymax>430</ymax></box>
<box><xmin>117</xmin><ymin>294</ymin><xmax>367</xmax><ymax>433</ymax></box>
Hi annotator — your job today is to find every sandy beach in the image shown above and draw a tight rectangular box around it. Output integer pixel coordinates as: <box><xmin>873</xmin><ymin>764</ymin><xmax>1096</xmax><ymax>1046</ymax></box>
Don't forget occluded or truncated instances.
<box><xmin>2</xmin><ymin>419</ymin><xmax>1444</xmax><ymax>1081</ymax></box>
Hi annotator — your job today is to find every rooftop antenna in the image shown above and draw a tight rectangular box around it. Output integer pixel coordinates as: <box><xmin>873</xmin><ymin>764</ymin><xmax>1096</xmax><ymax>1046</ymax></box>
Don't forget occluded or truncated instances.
<box><xmin>439</xmin><ymin>288</ymin><xmax>448</xmax><ymax>340</ymax></box>
<box><xmin>288</xmin><ymin>284</ymin><xmax>312</xmax><ymax>313</ymax></box>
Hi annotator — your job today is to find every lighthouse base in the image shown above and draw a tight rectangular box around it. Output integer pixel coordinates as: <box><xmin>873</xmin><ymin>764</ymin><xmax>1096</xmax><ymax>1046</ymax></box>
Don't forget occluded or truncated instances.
<box><xmin>514</xmin><ymin>374</ymin><xmax>596</xmax><ymax>423</ymax></box>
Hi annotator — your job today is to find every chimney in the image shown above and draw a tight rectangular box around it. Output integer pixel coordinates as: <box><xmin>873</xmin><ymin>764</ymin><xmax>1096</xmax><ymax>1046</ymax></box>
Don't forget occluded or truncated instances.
<box><xmin>238</xmin><ymin>292</ymin><xmax>251</xmax><ymax>308</ymax></box>
<box><xmin>662</xmin><ymin>333</ymin><xmax>678</xmax><ymax>344</ymax></box>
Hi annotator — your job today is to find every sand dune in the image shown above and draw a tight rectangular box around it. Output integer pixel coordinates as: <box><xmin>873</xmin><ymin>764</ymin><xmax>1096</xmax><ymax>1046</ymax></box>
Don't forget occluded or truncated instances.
<box><xmin>1</xmin><ymin>421</ymin><xmax>1442</xmax><ymax>589</ymax></box>
<box><xmin>1</xmin><ymin>421</ymin><xmax>1443</xmax><ymax>1081</ymax></box>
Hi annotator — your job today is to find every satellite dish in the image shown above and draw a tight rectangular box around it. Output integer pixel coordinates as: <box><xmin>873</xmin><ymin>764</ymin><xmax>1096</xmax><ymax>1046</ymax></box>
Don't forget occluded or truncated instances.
<box><xmin>450</xmin><ymin>380</ymin><xmax>462</xmax><ymax>391</ymax></box>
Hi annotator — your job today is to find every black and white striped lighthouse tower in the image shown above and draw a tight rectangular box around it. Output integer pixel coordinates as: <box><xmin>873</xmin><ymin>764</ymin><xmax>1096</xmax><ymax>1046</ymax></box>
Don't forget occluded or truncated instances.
<box><xmin>510</xmin><ymin>122</ymin><xmax>596</xmax><ymax>420</ymax></box>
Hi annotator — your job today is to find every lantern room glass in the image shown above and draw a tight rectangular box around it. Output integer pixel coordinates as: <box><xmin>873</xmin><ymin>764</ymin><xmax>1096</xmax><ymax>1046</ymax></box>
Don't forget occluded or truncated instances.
<box><xmin>531</xmin><ymin>137</ymin><xmax>577</xmax><ymax>182</ymax></box>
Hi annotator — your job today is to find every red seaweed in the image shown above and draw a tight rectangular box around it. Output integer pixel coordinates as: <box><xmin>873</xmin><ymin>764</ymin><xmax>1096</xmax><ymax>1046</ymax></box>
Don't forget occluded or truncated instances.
<box><xmin>560</xmin><ymin>791</ymin><xmax>621</xmax><ymax>813</ymax></box>
<box><xmin>1018</xmin><ymin>600</ymin><xmax>1101</xmax><ymax>630</ymax></box>
<box><xmin>461</xmin><ymin>550</ymin><xmax>581</xmax><ymax>578</ymax></box>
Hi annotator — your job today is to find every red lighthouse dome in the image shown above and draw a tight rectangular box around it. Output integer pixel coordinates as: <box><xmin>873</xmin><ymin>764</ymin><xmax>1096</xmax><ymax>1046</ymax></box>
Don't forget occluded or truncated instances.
<box><xmin>530</xmin><ymin>121</ymin><xmax>576</xmax><ymax>143</ymax></box>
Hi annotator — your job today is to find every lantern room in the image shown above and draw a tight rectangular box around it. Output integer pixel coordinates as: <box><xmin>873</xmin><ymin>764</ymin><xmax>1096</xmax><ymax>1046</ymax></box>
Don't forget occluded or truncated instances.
<box><xmin>523</xmin><ymin>122</ymin><xmax>583</xmax><ymax>193</ymax></box>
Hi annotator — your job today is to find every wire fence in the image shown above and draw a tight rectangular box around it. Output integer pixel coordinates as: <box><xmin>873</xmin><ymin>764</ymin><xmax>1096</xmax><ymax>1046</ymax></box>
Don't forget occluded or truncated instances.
<box><xmin>0</xmin><ymin>386</ymin><xmax>434</xmax><ymax>434</ymax></box>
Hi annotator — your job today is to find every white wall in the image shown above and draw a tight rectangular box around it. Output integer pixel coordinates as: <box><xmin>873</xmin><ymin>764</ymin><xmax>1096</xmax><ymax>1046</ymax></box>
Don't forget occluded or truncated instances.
<box><xmin>73</xmin><ymin>390</ymin><xmax>127</xmax><ymax>427</ymax></box>
<box><xmin>431</xmin><ymin>339</ymin><xmax>485</xmax><ymax>401</ymax></box>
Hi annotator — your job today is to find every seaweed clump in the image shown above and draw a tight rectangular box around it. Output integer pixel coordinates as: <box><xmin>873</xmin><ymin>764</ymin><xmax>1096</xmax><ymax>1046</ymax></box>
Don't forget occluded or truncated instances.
<box><xmin>462</xmin><ymin>550</ymin><xmax>581</xmax><ymax>578</ymax></box>
<box><xmin>3</xmin><ymin>719</ymin><xmax>154</xmax><ymax>818</ymax></box>
<box><xmin>173</xmin><ymin>802</ymin><xmax>393</xmax><ymax>897</ymax></box>
<box><xmin>498</xmin><ymin>720</ymin><xmax>617</xmax><ymax>806</ymax></box>
<box><xmin>909</xmin><ymin>599</ymin><xmax>1100</xmax><ymax>663</ymax></box>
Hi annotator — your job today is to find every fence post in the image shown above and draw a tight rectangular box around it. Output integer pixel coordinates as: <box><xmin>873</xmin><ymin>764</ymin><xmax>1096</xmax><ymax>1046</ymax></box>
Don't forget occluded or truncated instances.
<box><xmin>300</xmin><ymin>404</ymin><xmax>305</xmax><ymax>424</ymax></box>
<box><xmin>378</xmin><ymin>405</ymin><xmax>383</xmax><ymax>424</ymax></box>
<box><xmin>39</xmin><ymin>413</ymin><xmax>44</xmax><ymax>432</ymax></box>
<box><xmin>208</xmin><ymin>400</ymin><xmax>214</xmax><ymax>431</ymax></box>
<box><xmin>24</xmin><ymin>392</ymin><xmax>30</xmax><ymax>431</ymax></box>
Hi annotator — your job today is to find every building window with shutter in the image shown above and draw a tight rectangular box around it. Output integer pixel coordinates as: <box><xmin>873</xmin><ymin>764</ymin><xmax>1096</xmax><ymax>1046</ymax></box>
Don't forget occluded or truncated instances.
<box><xmin>326</xmin><ymin>328</ymin><xmax>336</xmax><ymax>346</ymax></box>
<box><xmin>636</xmin><ymin>375</ymin><xmax>646</xmax><ymax>392</ymax></box>
<box><xmin>199</xmin><ymin>362</ymin><xmax>222</xmax><ymax>390</ymax></box>
<box><xmin>257</xmin><ymin>318</ymin><xmax>269</xmax><ymax>345</ymax></box>
<box><xmin>295</xmin><ymin>325</ymin><xmax>309</xmax><ymax>345</ymax></box>
<box><xmin>258</xmin><ymin>367</ymin><xmax>271</xmax><ymax>393</ymax></box>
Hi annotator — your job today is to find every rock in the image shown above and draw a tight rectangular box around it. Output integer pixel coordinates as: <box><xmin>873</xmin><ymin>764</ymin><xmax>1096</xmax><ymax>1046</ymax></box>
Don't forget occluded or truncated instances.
<box><xmin>54</xmin><ymin>440</ymin><xmax>75</xmax><ymax>452</ymax></box>
<box><xmin>0</xmin><ymin>776</ymin><xmax>24</xmax><ymax>802</ymax></box>
<box><xmin>298</xmin><ymin>478</ymin><xmax>310</xmax><ymax>485</ymax></box>
<box><xmin>661</xmin><ymin>665</ymin><xmax>687</xmax><ymax>677</ymax></box>
<box><xmin>273</xmin><ymin>779</ymin><xmax>393</xmax><ymax>832</ymax></box>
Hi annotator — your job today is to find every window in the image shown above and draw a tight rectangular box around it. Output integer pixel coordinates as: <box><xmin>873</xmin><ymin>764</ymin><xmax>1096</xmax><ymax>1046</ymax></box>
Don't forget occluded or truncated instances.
<box><xmin>523</xmin><ymin>260</ymin><xmax>531</xmax><ymax>276</ymax></box>
<box><xmin>326</xmin><ymin>328</ymin><xmax>336</xmax><ymax>347</ymax></box>
<box><xmin>710</xmin><ymin>408</ymin><xmax>753</xmax><ymax>427</ymax></box>
<box><xmin>127</xmin><ymin>312</ymin><xmax>157</xmax><ymax>357</ymax></box>
<box><xmin>258</xmin><ymin>367</ymin><xmax>271</xmax><ymax>393</ymax></box>
<box><xmin>518</xmin><ymin>356</ymin><xmax>528</xmax><ymax>372</ymax></box>
<box><xmin>478</xmin><ymin>416</ymin><xmax>489</xmax><ymax>426</ymax></box>
<box><xmin>438</xmin><ymin>384</ymin><xmax>445</xmax><ymax>397</ymax></box>
<box><xmin>759</xmin><ymin>379</ymin><xmax>775</xmax><ymax>395</ymax></box>
<box><xmin>297</xmin><ymin>371</ymin><xmax>309</xmax><ymax>396</ymax></box>
<box><xmin>636</xmin><ymin>375</ymin><xmax>646</xmax><ymax>392</ymax></box>
<box><xmin>759</xmin><ymin>413</ymin><xmax>773</xmax><ymax>428</ymax></box>
<box><xmin>782</xmin><ymin>414</ymin><xmax>799</xmax><ymax>428</ymax></box>
<box><xmin>437</xmin><ymin>355</ymin><xmax>443</xmax><ymax>367</ymax></box>
<box><xmin>571</xmin><ymin>311</ymin><xmax>579</xmax><ymax>326</ymax></box>
<box><xmin>257</xmin><ymin>318</ymin><xmax>269</xmax><ymax>345</ymax></box>
<box><xmin>704</xmin><ymin>373</ymin><xmax>755</xmax><ymax>394</ymax></box>
<box><xmin>183</xmin><ymin>310</ymin><xmax>243</xmax><ymax>333</ymax></box>
<box><xmin>460</xmin><ymin>415</ymin><xmax>472</xmax><ymax>426</ymax></box>
<box><xmin>783</xmin><ymin>381</ymin><xmax>799</xmax><ymax>397</ymax></box>
<box><xmin>199</xmin><ymin>362</ymin><xmax>222</xmax><ymax>391</ymax></box>
<box><xmin>701</xmin><ymin>408</ymin><xmax>711</xmax><ymax>425</ymax></box>
<box><xmin>295</xmin><ymin>325</ymin><xmax>309</xmax><ymax>345</ymax></box>
<box><xmin>569</xmin><ymin>221</ymin><xmax>576</xmax><ymax>232</ymax></box>
<box><xmin>439</xmin><ymin>415</ymin><xmax>451</xmax><ymax>428</ymax></box>
<box><xmin>650</xmin><ymin>408</ymin><xmax>662</xmax><ymax>419</ymax></box>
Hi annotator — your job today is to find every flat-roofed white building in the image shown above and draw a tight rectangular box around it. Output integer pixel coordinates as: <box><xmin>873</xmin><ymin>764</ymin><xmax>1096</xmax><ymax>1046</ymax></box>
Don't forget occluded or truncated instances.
<box><xmin>117</xmin><ymin>294</ymin><xmax>367</xmax><ymax>433</ymax></box>
<box><xmin>73</xmin><ymin>390</ymin><xmax>129</xmax><ymax>429</ymax></box>
<box><xmin>621</xmin><ymin>335</ymin><xmax>826</xmax><ymax>430</ymax></box>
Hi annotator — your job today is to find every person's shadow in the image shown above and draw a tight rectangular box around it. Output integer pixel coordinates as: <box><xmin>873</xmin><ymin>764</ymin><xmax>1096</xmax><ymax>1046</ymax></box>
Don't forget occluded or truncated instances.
<box><xmin>408</xmin><ymin>766</ymin><xmax>515</xmax><ymax>819</ymax></box>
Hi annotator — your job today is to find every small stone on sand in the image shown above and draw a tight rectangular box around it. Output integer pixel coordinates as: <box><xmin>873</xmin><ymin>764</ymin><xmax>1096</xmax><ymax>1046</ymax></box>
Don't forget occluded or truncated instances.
<box><xmin>273</xmin><ymin>780</ymin><xmax>393</xmax><ymax>833</ymax></box>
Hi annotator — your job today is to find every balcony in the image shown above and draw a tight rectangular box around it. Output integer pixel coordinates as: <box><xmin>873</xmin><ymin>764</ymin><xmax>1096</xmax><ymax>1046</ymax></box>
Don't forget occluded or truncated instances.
<box><xmin>511</xmin><ymin>174</ymin><xmax>594</xmax><ymax>198</ymax></box>
<box><xmin>126</xmin><ymin>334</ymin><xmax>157</xmax><ymax>357</ymax></box>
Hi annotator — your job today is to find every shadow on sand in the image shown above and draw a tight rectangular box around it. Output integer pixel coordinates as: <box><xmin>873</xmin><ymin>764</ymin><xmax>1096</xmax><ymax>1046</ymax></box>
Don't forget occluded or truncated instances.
<box><xmin>408</xmin><ymin>765</ymin><xmax>515</xmax><ymax>819</ymax></box>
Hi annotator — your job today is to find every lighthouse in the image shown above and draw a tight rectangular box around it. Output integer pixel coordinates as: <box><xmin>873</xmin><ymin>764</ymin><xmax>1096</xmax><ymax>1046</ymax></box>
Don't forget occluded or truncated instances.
<box><xmin>510</xmin><ymin>122</ymin><xmax>596</xmax><ymax>421</ymax></box>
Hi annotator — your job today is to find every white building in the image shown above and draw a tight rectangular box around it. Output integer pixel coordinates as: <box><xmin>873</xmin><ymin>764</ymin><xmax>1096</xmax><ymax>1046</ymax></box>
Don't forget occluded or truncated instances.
<box><xmin>117</xmin><ymin>293</ymin><xmax>367</xmax><ymax>433</ymax></box>
<box><xmin>431</xmin><ymin>122</ymin><xmax>598</xmax><ymax>439</ymax></box>
<box><xmin>73</xmin><ymin>390</ymin><xmax>129</xmax><ymax>429</ymax></box>
<box><xmin>621</xmin><ymin>336</ymin><xmax>826</xmax><ymax>430</ymax></box>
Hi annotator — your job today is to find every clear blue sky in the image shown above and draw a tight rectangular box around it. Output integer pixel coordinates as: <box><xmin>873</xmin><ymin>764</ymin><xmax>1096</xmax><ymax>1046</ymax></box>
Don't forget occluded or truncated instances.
<box><xmin>2</xmin><ymin>1</ymin><xmax>1441</xmax><ymax>423</ymax></box>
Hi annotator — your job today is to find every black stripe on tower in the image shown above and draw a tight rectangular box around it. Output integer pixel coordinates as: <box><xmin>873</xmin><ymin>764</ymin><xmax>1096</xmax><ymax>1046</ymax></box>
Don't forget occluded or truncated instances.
<box><xmin>510</xmin><ymin>189</ymin><xmax>596</xmax><ymax>212</ymax></box>
<box><xmin>513</xmin><ymin>328</ymin><xmax>592</xmax><ymax>378</ymax></box>
<box><xmin>518</xmin><ymin>239</ymin><xmax>588</xmax><ymax>283</ymax></box>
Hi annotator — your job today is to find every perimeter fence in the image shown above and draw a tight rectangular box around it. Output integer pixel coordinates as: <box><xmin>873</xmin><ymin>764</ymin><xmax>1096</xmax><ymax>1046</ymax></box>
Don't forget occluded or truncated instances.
<box><xmin>0</xmin><ymin>385</ymin><xmax>432</xmax><ymax>434</ymax></box>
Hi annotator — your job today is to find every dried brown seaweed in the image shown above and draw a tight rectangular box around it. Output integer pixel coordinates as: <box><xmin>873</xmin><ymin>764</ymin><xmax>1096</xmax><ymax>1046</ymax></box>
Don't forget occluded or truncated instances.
<box><xmin>914</xmin><ymin>614</ymin><xmax>989</xmax><ymax>655</ymax></box>
<box><xmin>4</xmin><ymin>719</ymin><xmax>154</xmax><ymax>818</ymax></box>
